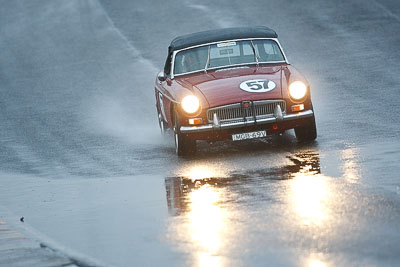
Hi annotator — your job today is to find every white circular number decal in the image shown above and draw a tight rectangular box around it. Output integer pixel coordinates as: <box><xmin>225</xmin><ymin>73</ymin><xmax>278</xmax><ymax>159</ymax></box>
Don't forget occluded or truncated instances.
<box><xmin>239</xmin><ymin>79</ymin><xmax>276</xmax><ymax>93</ymax></box>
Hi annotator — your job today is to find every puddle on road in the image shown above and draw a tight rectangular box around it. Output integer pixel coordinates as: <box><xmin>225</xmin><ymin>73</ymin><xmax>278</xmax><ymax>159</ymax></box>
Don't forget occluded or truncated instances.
<box><xmin>162</xmin><ymin>148</ymin><xmax>396</xmax><ymax>266</ymax></box>
<box><xmin>164</xmin><ymin>151</ymin><xmax>339</xmax><ymax>266</ymax></box>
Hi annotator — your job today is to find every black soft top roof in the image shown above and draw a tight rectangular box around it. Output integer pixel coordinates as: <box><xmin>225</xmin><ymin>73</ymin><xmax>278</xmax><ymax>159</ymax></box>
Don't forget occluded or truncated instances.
<box><xmin>169</xmin><ymin>26</ymin><xmax>278</xmax><ymax>53</ymax></box>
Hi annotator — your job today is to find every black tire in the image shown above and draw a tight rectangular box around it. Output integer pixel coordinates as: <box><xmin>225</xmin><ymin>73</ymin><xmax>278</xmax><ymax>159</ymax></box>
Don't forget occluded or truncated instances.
<box><xmin>157</xmin><ymin>109</ymin><xmax>167</xmax><ymax>136</ymax></box>
<box><xmin>294</xmin><ymin>115</ymin><xmax>317</xmax><ymax>142</ymax></box>
<box><xmin>173</xmin><ymin>112</ymin><xmax>196</xmax><ymax>156</ymax></box>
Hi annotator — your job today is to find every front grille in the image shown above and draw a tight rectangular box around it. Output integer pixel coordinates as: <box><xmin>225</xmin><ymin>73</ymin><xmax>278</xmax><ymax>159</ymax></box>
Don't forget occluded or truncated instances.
<box><xmin>207</xmin><ymin>100</ymin><xmax>286</xmax><ymax>123</ymax></box>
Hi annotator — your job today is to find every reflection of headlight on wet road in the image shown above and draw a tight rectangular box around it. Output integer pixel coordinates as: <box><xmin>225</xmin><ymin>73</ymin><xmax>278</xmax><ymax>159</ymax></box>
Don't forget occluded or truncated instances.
<box><xmin>308</xmin><ymin>258</ymin><xmax>327</xmax><ymax>267</ymax></box>
<box><xmin>290</xmin><ymin>174</ymin><xmax>330</xmax><ymax>226</ymax></box>
<box><xmin>189</xmin><ymin>185</ymin><xmax>223</xmax><ymax>253</ymax></box>
<box><xmin>341</xmin><ymin>147</ymin><xmax>361</xmax><ymax>183</ymax></box>
<box><xmin>187</xmin><ymin>167</ymin><xmax>215</xmax><ymax>180</ymax></box>
<box><xmin>184</xmin><ymin>165</ymin><xmax>226</xmax><ymax>181</ymax></box>
<box><xmin>189</xmin><ymin>184</ymin><xmax>224</xmax><ymax>267</ymax></box>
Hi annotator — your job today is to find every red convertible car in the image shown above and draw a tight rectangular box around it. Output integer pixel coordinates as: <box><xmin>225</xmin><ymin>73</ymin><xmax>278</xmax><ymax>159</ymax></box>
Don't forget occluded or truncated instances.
<box><xmin>155</xmin><ymin>26</ymin><xmax>317</xmax><ymax>156</ymax></box>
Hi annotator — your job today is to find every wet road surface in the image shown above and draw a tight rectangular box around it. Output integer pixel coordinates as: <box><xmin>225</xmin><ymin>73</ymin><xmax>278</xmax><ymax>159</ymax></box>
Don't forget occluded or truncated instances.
<box><xmin>1</xmin><ymin>0</ymin><xmax>400</xmax><ymax>266</ymax></box>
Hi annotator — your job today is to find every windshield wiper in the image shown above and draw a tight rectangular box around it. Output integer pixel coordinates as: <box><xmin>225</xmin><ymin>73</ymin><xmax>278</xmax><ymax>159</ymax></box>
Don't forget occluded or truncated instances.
<box><xmin>204</xmin><ymin>45</ymin><xmax>211</xmax><ymax>73</ymax></box>
<box><xmin>250</xmin><ymin>40</ymin><xmax>259</xmax><ymax>66</ymax></box>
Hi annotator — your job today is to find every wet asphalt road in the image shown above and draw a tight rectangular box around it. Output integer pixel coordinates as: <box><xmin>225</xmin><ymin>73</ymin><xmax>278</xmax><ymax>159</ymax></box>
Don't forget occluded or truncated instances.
<box><xmin>1</xmin><ymin>0</ymin><xmax>400</xmax><ymax>266</ymax></box>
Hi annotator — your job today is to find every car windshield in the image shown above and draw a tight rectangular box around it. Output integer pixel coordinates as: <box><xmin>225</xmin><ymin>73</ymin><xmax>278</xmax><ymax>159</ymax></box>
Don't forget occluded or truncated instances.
<box><xmin>173</xmin><ymin>39</ymin><xmax>285</xmax><ymax>76</ymax></box>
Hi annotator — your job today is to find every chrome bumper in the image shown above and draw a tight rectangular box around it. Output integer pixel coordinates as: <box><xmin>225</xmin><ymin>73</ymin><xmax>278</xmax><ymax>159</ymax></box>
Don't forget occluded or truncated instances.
<box><xmin>180</xmin><ymin>109</ymin><xmax>314</xmax><ymax>133</ymax></box>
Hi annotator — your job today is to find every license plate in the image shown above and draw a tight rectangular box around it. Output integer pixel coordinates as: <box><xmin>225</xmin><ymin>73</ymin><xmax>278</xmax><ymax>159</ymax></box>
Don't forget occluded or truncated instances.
<box><xmin>232</xmin><ymin>130</ymin><xmax>267</xmax><ymax>141</ymax></box>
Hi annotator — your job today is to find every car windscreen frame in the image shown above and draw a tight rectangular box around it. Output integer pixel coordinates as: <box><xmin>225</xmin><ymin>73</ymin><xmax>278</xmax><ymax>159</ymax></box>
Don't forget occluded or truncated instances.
<box><xmin>170</xmin><ymin>38</ymin><xmax>288</xmax><ymax>79</ymax></box>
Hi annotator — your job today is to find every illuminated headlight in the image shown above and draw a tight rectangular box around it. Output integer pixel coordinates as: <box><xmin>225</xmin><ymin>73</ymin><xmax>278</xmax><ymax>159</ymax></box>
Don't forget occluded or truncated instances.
<box><xmin>289</xmin><ymin>81</ymin><xmax>307</xmax><ymax>100</ymax></box>
<box><xmin>181</xmin><ymin>95</ymin><xmax>200</xmax><ymax>114</ymax></box>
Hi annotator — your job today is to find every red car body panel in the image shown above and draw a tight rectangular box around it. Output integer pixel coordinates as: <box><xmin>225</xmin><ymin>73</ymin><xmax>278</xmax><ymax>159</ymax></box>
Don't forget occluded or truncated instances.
<box><xmin>176</xmin><ymin>65</ymin><xmax>283</xmax><ymax>108</ymax></box>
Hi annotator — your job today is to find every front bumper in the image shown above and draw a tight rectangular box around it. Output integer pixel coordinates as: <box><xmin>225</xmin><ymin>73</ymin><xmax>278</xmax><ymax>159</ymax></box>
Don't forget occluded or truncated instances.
<box><xmin>180</xmin><ymin>109</ymin><xmax>314</xmax><ymax>133</ymax></box>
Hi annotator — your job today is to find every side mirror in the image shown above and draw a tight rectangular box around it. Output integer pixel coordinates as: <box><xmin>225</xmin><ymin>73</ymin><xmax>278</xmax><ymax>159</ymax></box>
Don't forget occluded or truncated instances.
<box><xmin>157</xmin><ymin>71</ymin><xmax>167</xmax><ymax>82</ymax></box>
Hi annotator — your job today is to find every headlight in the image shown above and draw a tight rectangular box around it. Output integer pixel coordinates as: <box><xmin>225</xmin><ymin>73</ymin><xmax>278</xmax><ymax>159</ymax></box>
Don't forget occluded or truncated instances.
<box><xmin>181</xmin><ymin>95</ymin><xmax>200</xmax><ymax>114</ymax></box>
<box><xmin>289</xmin><ymin>81</ymin><xmax>307</xmax><ymax>100</ymax></box>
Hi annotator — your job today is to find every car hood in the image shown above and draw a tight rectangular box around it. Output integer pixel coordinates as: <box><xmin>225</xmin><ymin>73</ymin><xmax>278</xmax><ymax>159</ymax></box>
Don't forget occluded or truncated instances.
<box><xmin>175</xmin><ymin>65</ymin><xmax>283</xmax><ymax>108</ymax></box>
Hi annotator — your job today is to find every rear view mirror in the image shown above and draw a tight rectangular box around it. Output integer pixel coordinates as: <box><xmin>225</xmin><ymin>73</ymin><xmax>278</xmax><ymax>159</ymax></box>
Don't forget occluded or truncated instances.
<box><xmin>157</xmin><ymin>71</ymin><xmax>167</xmax><ymax>82</ymax></box>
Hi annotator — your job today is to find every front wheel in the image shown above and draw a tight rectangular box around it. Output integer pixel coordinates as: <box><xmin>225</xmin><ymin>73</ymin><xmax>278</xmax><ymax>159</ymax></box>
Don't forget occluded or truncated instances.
<box><xmin>157</xmin><ymin>110</ymin><xmax>167</xmax><ymax>136</ymax></box>
<box><xmin>294</xmin><ymin>115</ymin><xmax>317</xmax><ymax>142</ymax></box>
<box><xmin>174</xmin><ymin>112</ymin><xmax>196</xmax><ymax>156</ymax></box>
